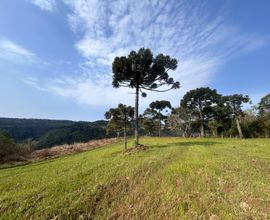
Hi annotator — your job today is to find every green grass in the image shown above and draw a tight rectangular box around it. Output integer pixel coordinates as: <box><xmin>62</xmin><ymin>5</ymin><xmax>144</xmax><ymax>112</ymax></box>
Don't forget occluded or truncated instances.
<box><xmin>0</xmin><ymin>138</ymin><xmax>270</xmax><ymax>219</ymax></box>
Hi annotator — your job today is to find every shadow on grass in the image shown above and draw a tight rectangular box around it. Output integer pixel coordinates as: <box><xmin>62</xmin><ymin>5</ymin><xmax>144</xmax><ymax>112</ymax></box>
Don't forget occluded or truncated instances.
<box><xmin>150</xmin><ymin>140</ymin><xmax>220</xmax><ymax>149</ymax></box>
<box><xmin>108</xmin><ymin>140</ymin><xmax>221</xmax><ymax>156</ymax></box>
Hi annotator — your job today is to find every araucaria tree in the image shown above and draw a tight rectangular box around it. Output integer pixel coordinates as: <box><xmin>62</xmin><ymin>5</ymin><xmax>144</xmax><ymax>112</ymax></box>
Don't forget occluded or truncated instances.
<box><xmin>181</xmin><ymin>87</ymin><xmax>221</xmax><ymax>137</ymax></box>
<box><xmin>149</xmin><ymin>100</ymin><xmax>172</xmax><ymax>137</ymax></box>
<box><xmin>112</xmin><ymin>48</ymin><xmax>179</xmax><ymax>147</ymax></box>
<box><xmin>105</xmin><ymin>104</ymin><xmax>134</xmax><ymax>150</ymax></box>
<box><xmin>223</xmin><ymin>94</ymin><xmax>250</xmax><ymax>138</ymax></box>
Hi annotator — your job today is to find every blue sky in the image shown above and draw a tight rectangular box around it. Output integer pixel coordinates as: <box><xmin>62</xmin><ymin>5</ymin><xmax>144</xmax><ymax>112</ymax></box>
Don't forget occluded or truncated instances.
<box><xmin>0</xmin><ymin>0</ymin><xmax>269</xmax><ymax>121</ymax></box>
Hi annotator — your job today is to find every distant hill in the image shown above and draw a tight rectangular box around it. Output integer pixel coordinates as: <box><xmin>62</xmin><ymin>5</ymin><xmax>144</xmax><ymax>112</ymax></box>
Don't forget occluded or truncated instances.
<box><xmin>36</xmin><ymin>122</ymin><xmax>108</xmax><ymax>149</ymax></box>
<box><xmin>0</xmin><ymin>117</ymin><xmax>109</xmax><ymax>149</ymax></box>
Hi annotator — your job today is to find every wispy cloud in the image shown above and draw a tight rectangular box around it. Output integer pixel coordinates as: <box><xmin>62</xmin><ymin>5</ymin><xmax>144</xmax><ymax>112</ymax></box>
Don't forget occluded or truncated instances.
<box><xmin>0</xmin><ymin>38</ymin><xmax>36</xmax><ymax>64</ymax></box>
<box><xmin>27</xmin><ymin>0</ymin><xmax>268</xmax><ymax>108</ymax></box>
<box><xmin>28</xmin><ymin>0</ymin><xmax>56</xmax><ymax>12</ymax></box>
<box><xmin>23</xmin><ymin>77</ymin><xmax>48</xmax><ymax>91</ymax></box>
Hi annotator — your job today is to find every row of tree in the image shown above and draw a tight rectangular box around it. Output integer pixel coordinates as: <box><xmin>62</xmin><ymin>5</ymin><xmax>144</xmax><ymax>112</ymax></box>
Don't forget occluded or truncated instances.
<box><xmin>170</xmin><ymin>90</ymin><xmax>270</xmax><ymax>138</ymax></box>
<box><xmin>105</xmin><ymin>91</ymin><xmax>270</xmax><ymax>149</ymax></box>
<box><xmin>107</xmin><ymin>48</ymin><xmax>269</xmax><ymax>149</ymax></box>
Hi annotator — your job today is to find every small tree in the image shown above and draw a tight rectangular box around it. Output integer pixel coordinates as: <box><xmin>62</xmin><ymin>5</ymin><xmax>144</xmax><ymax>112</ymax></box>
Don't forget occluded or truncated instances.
<box><xmin>149</xmin><ymin>100</ymin><xmax>172</xmax><ymax>137</ymax></box>
<box><xmin>181</xmin><ymin>87</ymin><xmax>221</xmax><ymax>137</ymax></box>
<box><xmin>112</xmin><ymin>48</ymin><xmax>179</xmax><ymax>147</ymax></box>
<box><xmin>223</xmin><ymin>94</ymin><xmax>250</xmax><ymax>138</ymax></box>
<box><xmin>105</xmin><ymin>104</ymin><xmax>134</xmax><ymax>150</ymax></box>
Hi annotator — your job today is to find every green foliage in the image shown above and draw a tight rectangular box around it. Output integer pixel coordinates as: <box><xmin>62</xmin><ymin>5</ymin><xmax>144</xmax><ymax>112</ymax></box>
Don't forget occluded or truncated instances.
<box><xmin>105</xmin><ymin>104</ymin><xmax>134</xmax><ymax>150</ymax></box>
<box><xmin>0</xmin><ymin>118</ymin><xmax>109</xmax><ymax>149</ymax></box>
<box><xmin>36</xmin><ymin>122</ymin><xmax>107</xmax><ymax>149</ymax></box>
<box><xmin>0</xmin><ymin>133</ymin><xmax>32</xmax><ymax>162</ymax></box>
<box><xmin>149</xmin><ymin>100</ymin><xmax>172</xmax><ymax>111</ymax></box>
<box><xmin>112</xmin><ymin>48</ymin><xmax>179</xmax><ymax>93</ymax></box>
<box><xmin>0</xmin><ymin>132</ymin><xmax>16</xmax><ymax>160</ymax></box>
<box><xmin>181</xmin><ymin>87</ymin><xmax>221</xmax><ymax>116</ymax></box>
<box><xmin>211</xmin><ymin>102</ymin><xmax>232</xmax><ymax>135</ymax></box>
<box><xmin>105</xmin><ymin>104</ymin><xmax>134</xmax><ymax>131</ymax></box>
<box><xmin>181</xmin><ymin>87</ymin><xmax>221</xmax><ymax>136</ymax></box>
<box><xmin>142</xmin><ymin>101</ymin><xmax>172</xmax><ymax>137</ymax></box>
<box><xmin>0</xmin><ymin>117</ymin><xmax>74</xmax><ymax>142</ymax></box>
<box><xmin>0</xmin><ymin>138</ymin><xmax>269</xmax><ymax>219</ymax></box>
<box><xmin>262</xmin><ymin>116</ymin><xmax>270</xmax><ymax>137</ymax></box>
<box><xmin>208</xmin><ymin>120</ymin><xmax>221</xmax><ymax>137</ymax></box>
<box><xmin>223</xmin><ymin>94</ymin><xmax>250</xmax><ymax>117</ymax></box>
<box><xmin>223</xmin><ymin>94</ymin><xmax>250</xmax><ymax>138</ymax></box>
<box><xmin>142</xmin><ymin>109</ymin><xmax>159</xmax><ymax>136</ymax></box>
<box><xmin>258</xmin><ymin>93</ymin><xmax>270</xmax><ymax>116</ymax></box>
<box><xmin>142</xmin><ymin>119</ymin><xmax>158</xmax><ymax>136</ymax></box>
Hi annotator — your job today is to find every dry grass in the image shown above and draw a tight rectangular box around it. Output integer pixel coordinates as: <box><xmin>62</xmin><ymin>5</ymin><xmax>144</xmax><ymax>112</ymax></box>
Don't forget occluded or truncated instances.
<box><xmin>31</xmin><ymin>138</ymin><xmax>119</xmax><ymax>159</ymax></box>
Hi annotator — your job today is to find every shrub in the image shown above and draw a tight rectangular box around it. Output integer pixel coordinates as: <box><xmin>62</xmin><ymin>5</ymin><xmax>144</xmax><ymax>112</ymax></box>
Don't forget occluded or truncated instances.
<box><xmin>0</xmin><ymin>133</ymin><xmax>32</xmax><ymax>163</ymax></box>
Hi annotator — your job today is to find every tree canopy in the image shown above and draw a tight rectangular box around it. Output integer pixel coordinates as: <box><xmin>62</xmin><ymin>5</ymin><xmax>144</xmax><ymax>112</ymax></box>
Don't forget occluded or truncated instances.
<box><xmin>181</xmin><ymin>87</ymin><xmax>221</xmax><ymax>137</ymax></box>
<box><xmin>112</xmin><ymin>48</ymin><xmax>179</xmax><ymax>93</ymax></box>
<box><xmin>149</xmin><ymin>100</ymin><xmax>172</xmax><ymax>137</ymax></box>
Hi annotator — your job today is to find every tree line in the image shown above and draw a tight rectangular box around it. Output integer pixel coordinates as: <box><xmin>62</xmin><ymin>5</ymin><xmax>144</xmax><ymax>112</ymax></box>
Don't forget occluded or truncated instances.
<box><xmin>105</xmin><ymin>91</ymin><xmax>270</xmax><ymax>143</ymax></box>
<box><xmin>106</xmin><ymin>48</ymin><xmax>270</xmax><ymax>150</ymax></box>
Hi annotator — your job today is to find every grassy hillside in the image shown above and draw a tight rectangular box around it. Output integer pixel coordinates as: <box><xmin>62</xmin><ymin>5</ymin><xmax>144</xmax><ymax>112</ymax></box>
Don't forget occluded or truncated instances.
<box><xmin>0</xmin><ymin>138</ymin><xmax>269</xmax><ymax>219</ymax></box>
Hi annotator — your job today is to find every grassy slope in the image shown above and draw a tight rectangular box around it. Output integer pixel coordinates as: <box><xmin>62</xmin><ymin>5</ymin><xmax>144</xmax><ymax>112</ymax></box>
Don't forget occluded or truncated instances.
<box><xmin>0</xmin><ymin>138</ymin><xmax>269</xmax><ymax>219</ymax></box>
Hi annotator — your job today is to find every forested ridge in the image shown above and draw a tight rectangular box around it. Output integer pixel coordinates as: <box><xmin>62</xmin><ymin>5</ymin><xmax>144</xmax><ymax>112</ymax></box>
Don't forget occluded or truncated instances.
<box><xmin>0</xmin><ymin>117</ymin><xmax>108</xmax><ymax>148</ymax></box>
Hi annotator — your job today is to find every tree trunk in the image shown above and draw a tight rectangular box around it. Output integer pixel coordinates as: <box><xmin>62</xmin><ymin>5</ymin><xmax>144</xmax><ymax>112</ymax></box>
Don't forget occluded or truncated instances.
<box><xmin>200</xmin><ymin>122</ymin><xmax>204</xmax><ymax>137</ymax></box>
<box><xmin>235</xmin><ymin>117</ymin><xmax>243</xmax><ymax>138</ymax></box>
<box><xmin>183</xmin><ymin>125</ymin><xmax>188</xmax><ymax>137</ymax></box>
<box><xmin>134</xmin><ymin>87</ymin><xmax>139</xmax><ymax>147</ymax></box>
<box><xmin>158</xmin><ymin>109</ymin><xmax>161</xmax><ymax>137</ymax></box>
<box><xmin>124</xmin><ymin>122</ymin><xmax>127</xmax><ymax>151</ymax></box>
<box><xmin>199</xmin><ymin>109</ymin><xmax>204</xmax><ymax>137</ymax></box>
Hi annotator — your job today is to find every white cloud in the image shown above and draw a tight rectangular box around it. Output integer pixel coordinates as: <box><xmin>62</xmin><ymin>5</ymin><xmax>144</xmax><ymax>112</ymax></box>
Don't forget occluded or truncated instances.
<box><xmin>27</xmin><ymin>0</ymin><xmax>268</xmax><ymax>109</ymax></box>
<box><xmin>0</xmin><ymin>38</ymin><xmax>36</xmax><ymax>64</ymax></box>
<box><xmin>29</xmin><ymin>0</ymin><xmax>56</xmax><ymax>12</ymax></box>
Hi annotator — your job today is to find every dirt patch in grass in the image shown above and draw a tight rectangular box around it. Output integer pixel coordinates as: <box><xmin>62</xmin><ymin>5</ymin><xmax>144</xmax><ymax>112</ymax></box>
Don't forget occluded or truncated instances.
<box><xmin>32</xmin><ymin>138</ymin><xmax>119</xmax><ymax>160</ymax></box>
<box><xmin>125</xmin><ymin>144</ymin><xmax>149</xmax><ymax>154</ymax></box>
<box><xmin>246</xmin><ymin>198</ymin><xmax>270</xmax><ymax>215</ymax></box>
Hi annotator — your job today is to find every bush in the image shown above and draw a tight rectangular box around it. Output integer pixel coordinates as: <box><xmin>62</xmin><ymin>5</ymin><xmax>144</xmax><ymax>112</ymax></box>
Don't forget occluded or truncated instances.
<box><xmin>0</xmin><ymin>133</ymin><xmax>32</xmax><ymax>163</ymax></box>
